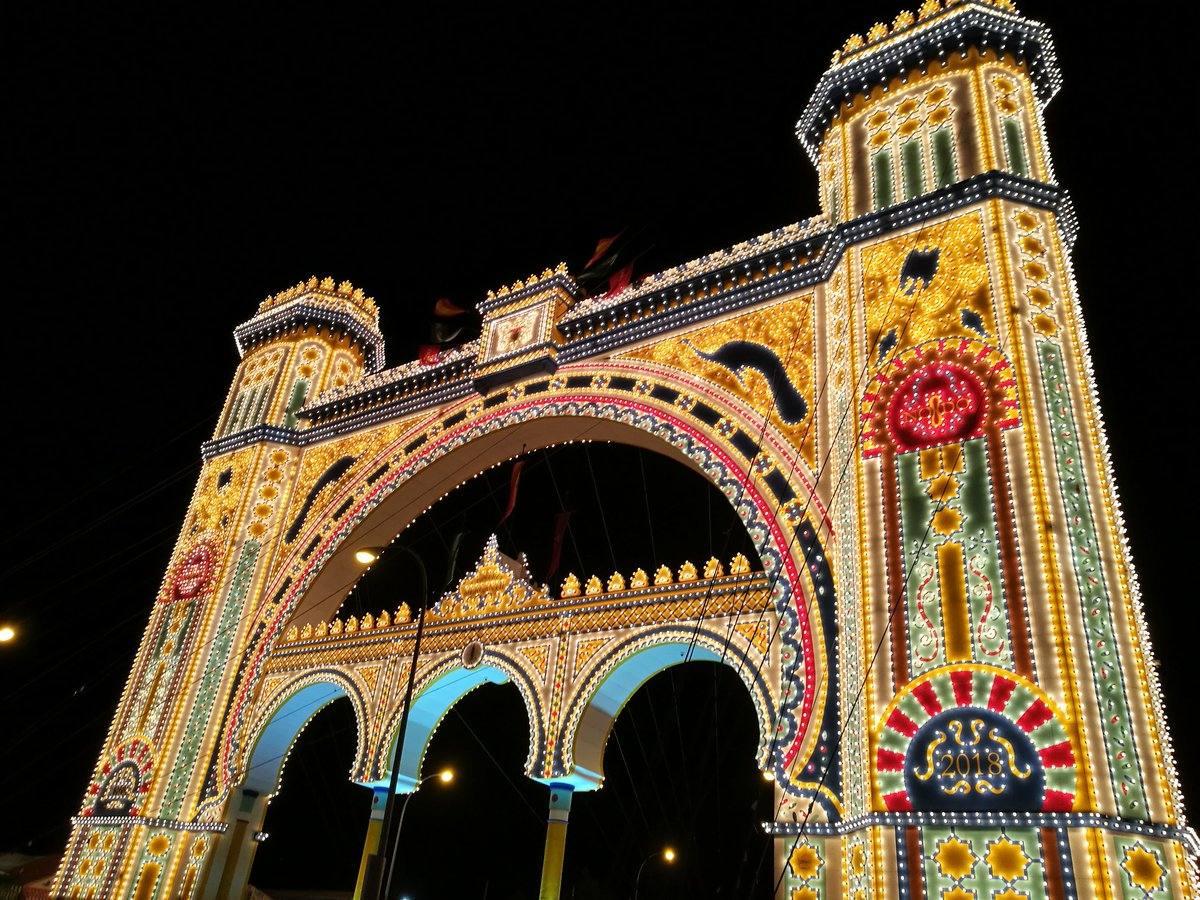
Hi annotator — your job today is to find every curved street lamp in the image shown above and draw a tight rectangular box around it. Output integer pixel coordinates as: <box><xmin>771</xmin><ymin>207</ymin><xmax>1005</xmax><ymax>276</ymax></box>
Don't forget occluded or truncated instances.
<box><xmin>393</xmin><ymin>768</ymin><xmax>454</xmax><ymax>844</ymax></box>
<box><xmin>634</xmin><ymin>846</ymin><xmax>677</xmax><ymax>899</ymax></box>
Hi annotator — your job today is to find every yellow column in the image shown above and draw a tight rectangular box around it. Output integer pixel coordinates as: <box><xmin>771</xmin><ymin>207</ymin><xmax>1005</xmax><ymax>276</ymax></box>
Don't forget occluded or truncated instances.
<box><xmin>354</xmin><ymin>786</ymin><xmax>390</xmax><ymax>900</ymax></box>
<box><xmin>199</xmin><ymin>789</ymin><xmax>267</xmax><ymax>900</ymax></box>
<box><xmin>538</xmin><ymin>784</ymin><xmax>574</xmax><ymax>900</ymax></box>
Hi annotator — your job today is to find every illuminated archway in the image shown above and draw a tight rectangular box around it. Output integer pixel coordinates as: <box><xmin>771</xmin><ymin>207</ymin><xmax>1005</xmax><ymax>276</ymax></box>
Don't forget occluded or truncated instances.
<box><xmin>563</xmin><ymin>629</ymin><xmax>776</xmax><ymax>791</ymax></box>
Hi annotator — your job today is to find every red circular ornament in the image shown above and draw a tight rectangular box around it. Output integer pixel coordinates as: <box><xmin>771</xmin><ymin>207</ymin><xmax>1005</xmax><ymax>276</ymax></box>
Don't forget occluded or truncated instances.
<box><xmin>887</xmin><ymin>362</ymin><xmax>986</xmax><ymax>452</ymax></box>
<box><xmin>164</xmin><ymin>543</ymin><xmax>216</xmax><ymax>604</ymax></box>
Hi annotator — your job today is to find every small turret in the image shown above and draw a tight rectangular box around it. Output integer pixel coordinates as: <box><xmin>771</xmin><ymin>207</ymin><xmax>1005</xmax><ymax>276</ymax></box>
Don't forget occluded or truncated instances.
<box><xmin>800</xmin><ymin>0</ymin><xmax>1059</xmax><ymax>222</ymax></box>
<box><xmin>214</xmin><ymin>276</ymin><xmax>385</xmax><ymax>439</ymax></box>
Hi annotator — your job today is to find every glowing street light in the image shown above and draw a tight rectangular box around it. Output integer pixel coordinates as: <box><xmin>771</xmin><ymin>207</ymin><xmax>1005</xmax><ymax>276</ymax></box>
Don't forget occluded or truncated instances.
<box><xmin>354</xmin><ymin>547</ymin><xmax>381</xmax><ymax>566</ymax></box>
<box><xmin>635</xmin><ymin>846</ymin><xmax>677</xmax><ymax>898</ymax></box>
<box><xmin>0</xmin><ymin>625</ymin><xmax>15</xmax><ymax>643</ymax></box>
<box><xmin>392</xmin><ymin>767</ymin><xmax>456</xmax><ymax>852</ymax></box>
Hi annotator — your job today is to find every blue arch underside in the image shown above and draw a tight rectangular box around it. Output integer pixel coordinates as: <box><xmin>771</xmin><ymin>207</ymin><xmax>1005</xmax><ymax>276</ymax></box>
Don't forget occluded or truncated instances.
<box><xmin>244</xmin><ymin>681</ymin><xmax>348</xmax><ymax>795</ymax></box>
<box><xmin>565</xmin><ymin>641</ymin><xmax>722</xmax><ymax>791</ymax></box>
<box><xmin>368</xmin><ymin>664</ymin><xmax>511</xmax><ymax>792</ymax></box>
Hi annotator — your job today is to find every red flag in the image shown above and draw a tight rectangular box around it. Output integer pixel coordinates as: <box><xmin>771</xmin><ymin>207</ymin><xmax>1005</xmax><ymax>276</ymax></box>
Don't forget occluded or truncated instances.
<box><xmin>607</xmin><ymin>263</ymin><xmax>634</xmax><ymax>295</ymax></box>
<box><xmin>586</xmin><ymin>232</ymin><xmax>623</xmax><ymax>270</ymax></box>
<box><xmin>545</xmin><ymin>510</ymin><xmax>572</xmax><ymax>583</ymax></box>
<box><xmin>434</xmin><ymin>297</ymin><xmax>466</xmax><ymax>318</ymax></box>
<box><xmin>499</xmin><ymin>459</ymin><xmax>526</xmax><ymax>524</ymax></box>
<box><xmin>418</xmin><ymin>345</ymin><xmax>442</xmax><ymax>365</ymax></box>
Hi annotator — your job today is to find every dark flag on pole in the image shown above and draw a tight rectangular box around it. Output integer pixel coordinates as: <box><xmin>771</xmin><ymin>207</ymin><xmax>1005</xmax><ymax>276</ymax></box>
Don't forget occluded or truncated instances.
<box><xmin>499</xmin><ymin>459</ymin><xmax>526</xmax><ymax>524</ymax></box>
<box><xmin>418</xmin><ymin>296</ymin><xmax>469</xmax><ymax>365</ymax></box>
<box><xmin>434</xmin><ymin>296</ymin><xmax>466</xmax><ymax>318</ymax></box>
<box><xmin>545</xmin><ymin>510</ymin><xmax>572</xmax><ymax>584</ymax></box>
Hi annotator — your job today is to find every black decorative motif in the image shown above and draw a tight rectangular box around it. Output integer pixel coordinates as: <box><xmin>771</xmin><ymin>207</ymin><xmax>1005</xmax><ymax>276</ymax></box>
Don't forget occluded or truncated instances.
<box><xmin>900</xmin><ymin>248</ymin><xmax>940</xmax><ymax>295</ymax></box>
<box><xmin>878</xmin><ymin>328</ymin><xmax>899</xmax><ymax>362</ymax></box>
<box><xmin>283</xmin><ymin>455</ymin><xmax>356</xmax><ymax>543</ymax></box>
<box><xmin>686</xmin><ymin>340</ymin><xmax>809</xmax><ymax>425</ymax></box>
<box><xmin>961</xmin><ymin>308</ymin><xmax>988</xmax><ymax>337</ymax></box>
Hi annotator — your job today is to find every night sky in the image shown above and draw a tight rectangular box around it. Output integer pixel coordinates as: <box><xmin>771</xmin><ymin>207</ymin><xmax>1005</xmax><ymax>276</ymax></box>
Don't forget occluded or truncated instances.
<box><xmin>4</xmin><ymin>2</ymin><xmax>1195</xmax><ymax>897</ymax></box>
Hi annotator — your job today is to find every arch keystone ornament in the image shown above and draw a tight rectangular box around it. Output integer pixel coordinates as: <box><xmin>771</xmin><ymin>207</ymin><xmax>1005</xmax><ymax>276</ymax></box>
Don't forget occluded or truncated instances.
<box><xmin>55</xmin><ymin>2</ymin><xmax>1194</xmax><ymax>897</ymax></box>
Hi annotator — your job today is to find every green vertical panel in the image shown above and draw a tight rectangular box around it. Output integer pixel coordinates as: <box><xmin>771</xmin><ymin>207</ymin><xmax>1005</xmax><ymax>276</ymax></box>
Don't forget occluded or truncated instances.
<box><xmin>1004</xmin><ymin>118</ymin><xmax>1029</xmax><ymax>177</ymax></box>
<box><xmin>224</xmin><ymin>392</ymin><xmax>245</xmax><ymax>437</ymax></box>
<box><xmin>1038</xmin><ymin>341</ymin><xmax>1146</xmax><ymax>818</ymax></box>
<box><xmin>1113</xmin><ymin>836</ymin><xmax>1175</xmax><ymax>899</ymax></box>
<box><xmin>872</xmin><ymin>148</ymin><xmax>894</xmax><ymax>209</ymax></box>
<box><xmin>234</xmin><ymin>390</ymin><xmax>254</xmax><ymax>432</ymax></box>
<box><xmin>898</xmin><ymin>452</ymin><xmax>943</xmax><ymax>676</ymax></box>
<box><xmin>282</xmin><ymin>378</ymin><xmax>309</xmax><ymax>429</ymax></box>
<box><xmin>250</xmin><ymin>383</ymin><xmax>271</xmax><ymax>426</ymax></box>
<box><xmin>923</xmin><ymin>827</ymin><xmax>1048</xmax><ymax>900</ymax></box>
<box><xmin>960</xmin><ymin>438</ymin><xmax>1013</xmax><ymax>668</ymax></box>
<box><xmin>901</xmin><ymin>139</ymin><xmax>924</xmax><ymax>200</ymax></box>
<box><xmin>932</xmin><ymin>127</ymin><xmax>956</xmax><ymax>187</ymax></box>
<box><xmin>159</xmin><ymin>540</ymin><xmax>261</xmax><ymax>818</ymax></box>
<box><xmin>779</xmin><ymin>838</ymin><xmax>827</xmax><ymax>899</ymax></box>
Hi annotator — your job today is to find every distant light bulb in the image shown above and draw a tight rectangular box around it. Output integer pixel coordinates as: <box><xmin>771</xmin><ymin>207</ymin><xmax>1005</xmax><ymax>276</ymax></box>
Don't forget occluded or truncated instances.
<box><xmin>0</xmin><ymin>626</ymin><xmax>14</xmax><ymax>642</ymax></box>
<box><xmin>439</xmin><ymin>769</ymin><xmax>454</xmax><ymax>783</ymax></box>
<box><xmin>354</xmin><ymin>548</ymin><xmax>379</xmax><ymax>565</ymax></box>
<box><xmin>663</xmin><ymin>848</ymin><xmax>677</xmax><ymax>863</ymax></box>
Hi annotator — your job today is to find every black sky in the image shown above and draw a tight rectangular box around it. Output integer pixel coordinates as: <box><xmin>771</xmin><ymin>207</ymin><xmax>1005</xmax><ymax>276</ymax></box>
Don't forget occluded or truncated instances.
<box><xmin>3</xmin><ymin>1</ymin><xmax>1195</xmax><ymax>896</ymax></box>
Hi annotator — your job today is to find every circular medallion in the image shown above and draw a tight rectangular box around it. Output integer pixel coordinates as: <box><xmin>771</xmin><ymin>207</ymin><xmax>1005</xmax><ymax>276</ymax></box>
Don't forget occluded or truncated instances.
<box><xmin>461</xmin><ymin>640</ymin><xmax>484</xmax><ymax>669</ymax></box>
<box><xmin>888</xmin><ymin>362</ymin><xmax>986</xmax><ymax>452</ymax></box>
<box><xmin>163</xmin><ymin>543</ymin><xmax>216</xmax><ymax>604</ymax></box>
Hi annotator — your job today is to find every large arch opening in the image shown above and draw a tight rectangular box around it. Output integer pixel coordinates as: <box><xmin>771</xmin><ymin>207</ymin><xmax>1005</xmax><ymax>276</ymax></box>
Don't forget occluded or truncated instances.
<box><xmin>235</xmin><ymin>429</ymin><xmax>816</xmax><ymax>895</ymax></box>
<box><xmin>219</xmin><ymin>377</ymin><xmax>836</xmax><ymax>816</ymax></box>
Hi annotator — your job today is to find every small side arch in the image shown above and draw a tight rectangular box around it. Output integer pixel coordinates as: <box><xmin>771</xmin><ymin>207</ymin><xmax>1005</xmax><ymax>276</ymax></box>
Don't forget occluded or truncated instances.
<box><xmin>557</xmin><ymin>627</ymin><xmax>776</xmax><ymax>791</ymax></box>
<box><xmin>241</xmin><ymin>669</ymin><xmax>369</xmax><ymax>797</ymax></box>
<box><xmin>367</xmin><ymin>649</ymin><xmax>546</xmax><ymax>790</ymax></box>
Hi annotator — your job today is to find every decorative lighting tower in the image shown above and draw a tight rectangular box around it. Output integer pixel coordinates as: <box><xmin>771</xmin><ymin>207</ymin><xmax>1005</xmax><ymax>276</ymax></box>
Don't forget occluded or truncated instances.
<box><xmin>772</xmin><ymin>1</ymin><xmax>1194</xmax><ymax>897</ymax></box>
<box><xmin>53</xmin><ymin>278</ymin><xmax>383</xmax><ymax>898</ymax></box>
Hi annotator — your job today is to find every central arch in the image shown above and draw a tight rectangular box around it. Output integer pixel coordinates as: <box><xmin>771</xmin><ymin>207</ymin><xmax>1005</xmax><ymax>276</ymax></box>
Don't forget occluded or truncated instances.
<box><xmin>366</xmin><ymin>649</ymin><xmax>545</xmax><ymax>790</ymax></box>
<box><xmin>563</xmin><ymin>627</ymin><xmax>777</xmax><ymax>791</ymax></box>
<box><xmin>210</xmin><ymin>360</ymin><xmax>838</xmax><ymax>818</ymax></box>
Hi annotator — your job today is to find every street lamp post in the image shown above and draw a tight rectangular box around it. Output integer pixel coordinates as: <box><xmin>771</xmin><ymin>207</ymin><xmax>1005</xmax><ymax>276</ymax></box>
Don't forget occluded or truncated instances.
<box><xmin>634</xmin><ymin>847</ymin><xmax>676</xmax><ymax>899</ymax></box>
<box><xmin>393</xmin><ymin>769</ymin><xmax>453</xmax><ymax>845</ymax></box>
<box><xmin>359</xmin><ymin>533</ymin><xmax>464</xmax><ymax>900</ymax></box>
